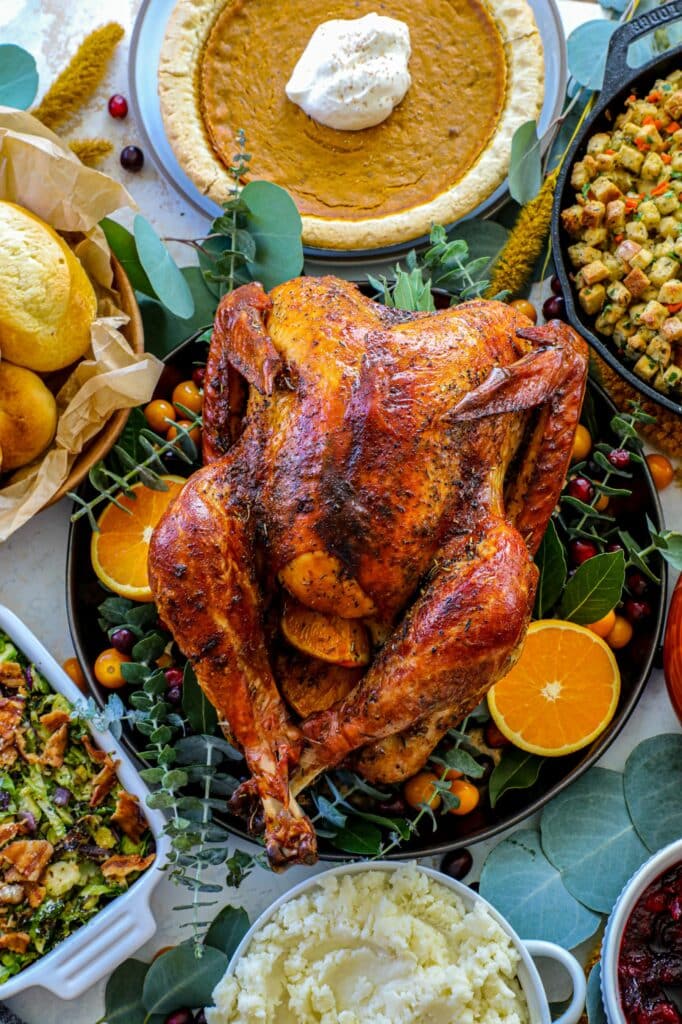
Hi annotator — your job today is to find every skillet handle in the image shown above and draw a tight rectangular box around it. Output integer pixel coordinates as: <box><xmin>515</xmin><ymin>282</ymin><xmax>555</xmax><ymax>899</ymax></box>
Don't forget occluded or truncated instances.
<box><xmin>602</xmin><ymin>0</ymin><xmax>682</xmax><ymax>101</ymax></box>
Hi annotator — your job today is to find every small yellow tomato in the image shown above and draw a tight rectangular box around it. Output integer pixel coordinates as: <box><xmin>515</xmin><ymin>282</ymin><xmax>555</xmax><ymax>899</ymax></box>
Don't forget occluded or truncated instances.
<box><xmin>172</xmin><ymin>380</ymin><xmax>203</xmax><ymax>416</ymax></box>
<box><xmin>646</xmin><ymin>453</ymin><xmax>674</xmax><ymax>491</ymax></box>
<box><xmin>594</xmin><ymin>493</ymin><xmax>609</xmax><ymax>512</ymax></box>
<box><xmin>144</xmin><ymin>399</ymin><xmax>176</xmax><ymax>434</ymax></box>
<box><xmin>571</xmin><ymin>424</ymin><xmax>592</xmax><ymax>463</ymax></box>
<box><xmin>448</xmin><ymin>779</ymin><xmax>481</xmax><ymax>816</ymax></box>
<box><xmin>167</xmin><ymin>420</ymin><xmax>201</xmax><ymax>447</ymax></box>
<box><xmin>586</xmin><ymin>609</ymin><xmax>617</xmax><ymax>638</ymax></box>
<box><xmin>403</xmin><ymin>772</ymin><xmax>442</xmax><ymax>811</ymax></box>
<box><xmin>510</xmin><ymin>298</ymin><xmax>537</xmax><ymax>323</ymax></box>
<box><xmin>94</xmin><ymin>648</ymin><xmax>130</xmax><ymax>689</ymax></box>
<box><xmin>606</xmin><ymin>615</ymin><xmax>634</xmax><ymax>650</ymax></box>
<box><xmin>62</xmin><ymin>656</ymin><xmax>88</xmax><ymax>694</ymax></box>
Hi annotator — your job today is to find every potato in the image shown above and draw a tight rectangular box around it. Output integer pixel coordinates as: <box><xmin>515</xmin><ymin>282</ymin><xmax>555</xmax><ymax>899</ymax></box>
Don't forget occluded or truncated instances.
<box><xmin>0</xmin><ymin>361</ymin><xmax>57</xmax><ymax>472</ymax></box>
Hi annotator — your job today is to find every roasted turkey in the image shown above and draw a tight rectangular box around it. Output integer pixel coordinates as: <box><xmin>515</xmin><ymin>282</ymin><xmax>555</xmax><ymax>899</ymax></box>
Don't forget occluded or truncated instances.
<box><xmin>148</xmin><ymin>276</ymin><xmax>588</xmax><ymax>868</ymax></box>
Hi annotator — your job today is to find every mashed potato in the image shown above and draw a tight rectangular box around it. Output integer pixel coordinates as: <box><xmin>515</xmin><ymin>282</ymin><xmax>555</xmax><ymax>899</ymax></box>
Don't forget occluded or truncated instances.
<box><xmin>206</xmin><ymin>865</ymin><xmax>529</xmax><ymax>1024</ymax></box>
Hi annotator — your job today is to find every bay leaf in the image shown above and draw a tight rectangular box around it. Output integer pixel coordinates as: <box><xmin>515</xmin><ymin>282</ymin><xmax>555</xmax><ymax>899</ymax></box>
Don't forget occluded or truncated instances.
<box><xmin>183</xmin><ymin>662</ymin><xmax>218</xmax><ymax>734</ymax></box>
<box><xmin>534</xmin><ymin>519</ymin><xmax>567</xmax><ymax>617</ymax></box>
<box><xmin>142</xmin><ymin>943</ymin><xmax>228</xmax><ymax>1015</ymax></box>
<box><xmin>488</xmin><ymin>748</ymin><xmax>544</xmax><ymax>808</ymax></box>
<box><xmin>204</xmin><ymin>905</ymin><xmax>250</xmax><ymax>959</ymax></box>
<box><xmin>559</xmin><ymin>550</ymin><xmax>625</xmax><ymax>624</ymax></box>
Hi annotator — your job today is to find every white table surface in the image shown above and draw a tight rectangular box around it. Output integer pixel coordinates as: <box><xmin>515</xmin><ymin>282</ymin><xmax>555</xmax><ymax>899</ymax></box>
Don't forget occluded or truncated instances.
<box><xmin>0</xmin><ymin>1</ymin><xmax>680</xmax><ymax>1020</ymax></box>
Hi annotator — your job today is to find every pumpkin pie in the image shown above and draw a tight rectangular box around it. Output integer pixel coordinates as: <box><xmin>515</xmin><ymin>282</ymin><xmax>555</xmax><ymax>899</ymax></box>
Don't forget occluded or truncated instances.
<box><xmin>159</xmin><ymin>0</ymin><xmax>544</xmax><ymax>250</ymax></box>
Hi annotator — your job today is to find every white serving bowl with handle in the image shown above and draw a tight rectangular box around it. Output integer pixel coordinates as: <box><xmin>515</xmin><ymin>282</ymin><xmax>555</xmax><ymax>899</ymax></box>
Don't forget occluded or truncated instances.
<box><xmin>601</xmin><ymin>837</ymin><xmax>682</xmax><ymax>1022</ymax></box>
<box><xmin>0</xmin><ymin>603</ymin><xmax>170</xmax><ymax>1001</ymax></box>
<box><xmin>220</xmin><ymin>861</ymin><xmax>587</xmax><ymax>1024</ymax></box>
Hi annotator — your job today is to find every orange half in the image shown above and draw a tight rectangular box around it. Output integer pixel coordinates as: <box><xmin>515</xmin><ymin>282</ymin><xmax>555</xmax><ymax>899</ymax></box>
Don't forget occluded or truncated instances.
<box><xmin>487</xmin><ymin>619</ymin><xmax>621</xmax><ymax>757</ymax></box>
<box><xmin>91</xmin><ymin>477</ymin><xmax>185</xmax><ymax>602</ymax></box>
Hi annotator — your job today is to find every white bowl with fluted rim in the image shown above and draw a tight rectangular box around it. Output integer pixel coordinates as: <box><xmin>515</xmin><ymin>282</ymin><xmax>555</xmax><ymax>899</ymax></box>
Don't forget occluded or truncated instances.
<box><xmin>601</xmin><ymin>838</ymin><xmax>682</xmax><ymax>1022</ymax></box>
<box><xmin>218</xmin><ymin>860</ymin><xmax>586</xmax><ymax>1024</ymax></box>
<box><xmin>0</xmin><ymin>604</ymin><xmax>170</xmax><ymax>1001</ymax></box>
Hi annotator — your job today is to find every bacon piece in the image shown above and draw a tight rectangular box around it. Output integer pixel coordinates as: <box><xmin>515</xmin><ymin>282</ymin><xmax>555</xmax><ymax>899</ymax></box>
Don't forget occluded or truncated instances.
<box><xmin>0</xmin><ymin>932</ymin><xmax>30</xmax><ymax>953</ymax></box>
<box><xmin>89</xmin><ymin>763</ymin><xmax>118</xmax><ymax>808</ymax></box>
<box><xmin>15</xmin><ymin>729</ymin><xmax>40</xmax><ymax>765</ymax></box>
<box><xmin>111</xmin><ymin>791</ymin><xmax>148</xmax><ymax>844</ymax></box>
<box><xmin>41</xmin><ymin>723</ymin><xmax>68</xmax><ymax>768</ymax></box>
<box><xmin>40</xmin><ymin>710</ymin><xmax>70</xmax><ymax>732</ymax></box>
<box><xmin>0</xmin><ymin>821</ymin><xmax>28</xmax><ymax>847</ymax></box>
<box><xmin>24</xmin><ymin>882</ymin><xmax>46</xmax><ymax>908</ymax></box>
<box><xmin>0</xmin><ymin>662</ymin><xmax>24</xmax><ymax>688</ymax></box>
<box><xmin>82</xmin><ymin>735</ymin><xmax>108</xmax><ymax>763</ymax></box>
<box><xmin>1</xmin><ymin>840</ymin><xmax>53</xmax><ymax>882</ymax></box>
<box><xmin>0</xmin><ymin>697</ymin><xmax>23</xmax><ymax>767</ymax></box>
<box><xmin>100</xmin><ymin>852</ymin><xmax>155</xmax><ymax>882</ymax></box>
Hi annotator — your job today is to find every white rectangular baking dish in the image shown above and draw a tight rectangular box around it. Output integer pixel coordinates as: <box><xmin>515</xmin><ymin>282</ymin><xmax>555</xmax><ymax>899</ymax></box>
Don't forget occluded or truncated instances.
<box><xmin>0</xmin><ymin>603</ymin><xmax>170</xmax><ymax>1001</ymax></box>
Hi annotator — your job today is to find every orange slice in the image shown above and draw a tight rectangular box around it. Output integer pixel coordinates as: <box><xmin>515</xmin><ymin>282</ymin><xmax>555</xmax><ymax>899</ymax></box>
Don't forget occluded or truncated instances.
<box><xmin>91</xmin><ymin>477</ymin><xmax>185</xmax><ymax>602</ymax></box>
<box><xmin>281</xmin><ymin>601</ymin><xmax>371</xmax><ymax>668</ymax></box>
<box><xmin>487</xmin><ymin>619</ymin><xmax>621</xmax><ymax>757</ymax></box>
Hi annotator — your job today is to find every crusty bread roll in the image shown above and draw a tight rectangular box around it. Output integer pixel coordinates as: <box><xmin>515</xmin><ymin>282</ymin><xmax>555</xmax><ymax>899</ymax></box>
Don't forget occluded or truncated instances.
<box><xmin>0</xmin><ymin>201</ymin><xmax>97</xmax><ymax>372</ymax></box>
<box><xmin>0</xmin><ymin>361</ymin><xmax>58</xmax><ymax>471</ymax></box>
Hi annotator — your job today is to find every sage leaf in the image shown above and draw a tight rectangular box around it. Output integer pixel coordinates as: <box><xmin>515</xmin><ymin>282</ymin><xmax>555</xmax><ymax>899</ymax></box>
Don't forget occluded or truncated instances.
<box><xmin>534</xmin><ymin>520</ymin><xmax>567</xmax><ymax>617</ymax></box>
<box><xmin>142</xmin><ymin>943</ymin><xmax>228</xmax><ymax>1015</ymax></box>
<box><xmin>479</xmin><ymin>829</ymin><xmax>600</xmax><ymax>948</ymax></box>
<box><xmin>560</xmin><ymin>550</ymin><xmax>625</xmax><ymax>624</ymax></box>
<box><xmin>183</xmin><ymin>662</ymin><xmax>218</xmax><ymax>734</ymax></box>
<box><xmin>132</xmin><ymin>632</ymin><xmax>167</xmax><ymax>663</ymax></box>
<box><xmin>509</xmin><ymin>121</ymin><xmax>542</xmax><ymax>205</ymax></box>
<box><xmin>134</xmin><ymin>214</ymin><xmax>194</xmax><ymax>319</ymax></box>
<box><xmin>624</xmin><ymin>734</ymin><xmax>682</xmax><ymax>852</ymax></box>
<box><xmin>567</xmin><ymin>20</ymin><xmax>618</xmax><ymax>91</ymax></box>
<box><xmin>103</xmin><ymin>958</ymin><xmax>162</xmax><ymax>1024</ymax></box>
<box><xmin>100</xmin><ymin>218</ymin><xmax>155</xmax><ymax>297</ymax></box>
<box><xmin>488</xmin><ymin>749</ymin><xmax>544</xmax><ymax>808</ymax></box>
<box><xmin>541</xmin><ymin>768</ymin><xmax>649</xmax><ymax>913</ymax></box>
<box><xmin>0</xmin><ymin>45</ymin><xmax>38</xmax><ymax>109</ymax></box>
<box><xmin>587</xmin><ymin>963</ymin><xmax>607</xmax><ymax>1024</ymax></box>
<box><xmin>332</xmin><ymin>819</ymin><xmax>383</xmax><ymax>855</ymax></box>
<box><xmin>204</xmin><ymin>905</ymin><xmax>250</xmax><ymax>959</ymax></box>
<box><xmin>241</xmin><ymin>180</ymin><xmax>303</xmax><ymax>290</ymax></box>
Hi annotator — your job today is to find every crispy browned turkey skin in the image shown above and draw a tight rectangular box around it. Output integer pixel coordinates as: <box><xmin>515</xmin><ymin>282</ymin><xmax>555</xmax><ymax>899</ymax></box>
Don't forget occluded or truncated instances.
<box><xmin>148</xmin><ymin>276</ymin><xmax>588</xmax><ymax>868</ymax></box>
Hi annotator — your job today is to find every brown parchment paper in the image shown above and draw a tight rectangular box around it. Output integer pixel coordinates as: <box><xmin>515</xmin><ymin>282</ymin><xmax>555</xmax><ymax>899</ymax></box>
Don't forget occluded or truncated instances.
<box><xmin>0</xmin><ymin>107</ymin><xmax>164</xmax><ymax>542</ymax></box>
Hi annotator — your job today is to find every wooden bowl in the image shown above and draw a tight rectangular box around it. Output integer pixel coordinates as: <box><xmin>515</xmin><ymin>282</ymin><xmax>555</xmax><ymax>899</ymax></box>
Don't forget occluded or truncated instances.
<box><xmin>48</xmin><ymin>256</ymin><xmax>145</xmax><ymax>506</ymax></box>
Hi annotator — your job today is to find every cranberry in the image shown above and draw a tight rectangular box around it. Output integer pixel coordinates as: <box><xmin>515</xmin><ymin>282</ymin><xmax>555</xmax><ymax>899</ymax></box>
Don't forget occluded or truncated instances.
<box><xmin>608</xmin><ymin>448</ymin><xmax>631</xmax><ymax>470</ymax></box>
<box><xmin>107</xmin><ymin>94</ymin><xmax>128</xmax><ymax>119</ymax></box>
<box><xmin>120</xmin><ymin>145</ymin><xmax>144</xmax><ymax>172</ymax></box>
<box><xmin>468</xmin><ymin>880</ymin><xmax>480</xmax><ymax>893</ymax></box>
<box><xmin>567</xmin><ymin>476</ymin><xmax>595</xmax><ymax>503</ymax></box>
<box><xmin>165</xmin><ymin>667</ymin><xmax>184</xmax><ymax>688</ymax></box>
<box><xmin>624</xmin><ymin>599</ymin><xmax>652</xmax><ymax>625</ymax></box>
<box><xmin>165</xmin><ymin>1012</ymin><xmax>194</xmax><ymax>1024</ymax></box>
<box><xmin>606</xmin><ymin>542</ymin><xmax>624</xmax><ymax>554</ymax></box>
<box><xmin>440</xmin><ymin>848</ymin><xmax>473</xmax><ymax>881</ymax></box>
<box><xmin>542</xmin><ymin>295</ymin><xmax>566</xmax><ymax>321</ymax></box>
<box><xmin>110</xmin><ymin>628</ymin><xmax>136</xmax><ymax>655</ymax></box>
<box><xmin>192</xmin><ymin>366</ymin><xmax>206</xmax><ymax>388</ymax></box>
<box><xmin>569</xmin><ymin>539</ymin><xmax>599</xmax><ymax>565</ymax></box>
<box><xmin>550</xmin><ymin>275</ymin><xmax>563</xmax><ymax>296</ymax></box>
<box><xmin>485</xmin><ymin>721</ymin><xmax>510</xmax><ymax>748</ymax></box>
<box><xmin>166</xmin><ymin>686</ymin><xmax>182</xmax><ymax>704</ymax></box>
<box><xmin>628</xmin><ymin>571</ymin><xmax>650</xmax><ymax>598</ymax></box>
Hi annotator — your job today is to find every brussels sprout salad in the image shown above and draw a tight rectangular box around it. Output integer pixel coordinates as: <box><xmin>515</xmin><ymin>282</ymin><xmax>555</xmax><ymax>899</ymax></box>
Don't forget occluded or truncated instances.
<box><xmin>0</xmin><ymin>631</ymin><xmax>155</xmax><ymax>983</ymax></box>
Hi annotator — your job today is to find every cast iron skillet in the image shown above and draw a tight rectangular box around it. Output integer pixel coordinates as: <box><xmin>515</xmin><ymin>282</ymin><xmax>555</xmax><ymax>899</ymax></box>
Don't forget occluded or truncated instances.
<box><xmin>66</xmin><ymin>332</ymin><xmax>667</xmax><ymax>860</ymax></box>
<box><xmin>552</xmin><ymin>0</ymin><xmax>682</xmax><ymax>417</ymax></box>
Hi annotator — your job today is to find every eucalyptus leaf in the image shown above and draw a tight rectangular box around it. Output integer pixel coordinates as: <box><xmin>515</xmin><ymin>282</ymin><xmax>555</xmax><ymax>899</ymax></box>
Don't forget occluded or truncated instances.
<box><xmin>134</xmin><ymin>215</ymin><xmax>194</xmax><ymax>319</ymax></box>
<box><xmin>433</xmin><ymin>747</ymin><xmax>485</xmax><ymax>779</ymax></box>
<box><xmin>479</xmin><ymin>829</ymin><xmax>600</xmax><ymax>948</ymax></box>
<box><xmin>103</xmin><ymin>958</ymin><xmax>162</xmax><ymax>1024</ymax></box>
<box><xmin>183</xmin><ymin>662</ymin><xmax>218</xmax><ymax>734</ymax></box>
<box><xmin>241</xmin><ymin>180</ymin><xmax>303</xmax><ymax>290</ymax></box>
<box><xmin>204</xmin><ymin>905</ymin><xmax>250</xmax><ymax>959</ymax></box>
<box><xmin>332</xmin><ymin>819</ymin><xmax>383</xmax><ymax>855</ymax></box>
<box><xmin>624</xmin><ymin>734</ymin><xmax>682</xmax><ymax>852</ymax></box>
<box><xmin>587</xmin><ymin>963</ymin><xmax>607</xmax><ymax>1024</ymax></box>
<box><xmin>559</xmin><ymin>550</ymin><xmax>625</xmax><ymax>624</ymax></box>
<box><xmin>488</xmin><ymin>749</ymin><xmax>544</xmax><ymax>808</ymax></box>
<box><xmin>541</xmin><ymin>767</ymin><xmax>649</xmax><ymax>913</ymax></box>
<box><xmin>567</xmin><ymin>20</ymin><xmax>618</xmax><ymax>91</ymax></box>
<box><xmin>142</xmin><ymin>943</ymin><xmax>228</xmax><ymax>1014</ymax></box>
<box><xmin>0</xmin><ymin>45</ymin><xmax>38</xmax><ymax>109</ymax></box>
<box><xmin>174</xmin><ymin>734</ymin><xmax>242</xmax><ymax>765</ymax></box>
<box><xmin>509</xmin><ymin>121</ymin><xmax>542</xmax><ymax>205</ymax></box>
<box><xmin>654</xmin><ymin>530</ymin><xmax>682</xmax><ymax>573</ymax></box>
<box><xmin>138</xmin><ymin>266</ymin><xmax>216</xmax><ymax>359</ymax></box>
<box><xmin>534</xmin><ymin>520</ymin><xmax>567</xmax><ymax>617</ymax></box>
<box><xmin>443</xmin><ymin>221</ymin><xmax>509</xmax><ymax>272</ymax></box>
<box><xmin>100</xmin><ymin>218</ymin><xmax>155</xmax><ymax>297</ymax></box>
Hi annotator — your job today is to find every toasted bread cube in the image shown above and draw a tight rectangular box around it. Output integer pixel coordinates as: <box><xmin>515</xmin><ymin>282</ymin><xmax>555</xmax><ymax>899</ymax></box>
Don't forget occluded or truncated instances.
<box><xmin>584</xmin><ymin>226</ymin><xmax>608</xmax><ymax>248</ymax></box>
<box><xmin>641</xmin><ymin>152</ymin><xmax>665</xmax><ymax>180</ymax></box>
<box><xmin>625</xmin><ymin>332</ymin><xmax>649</xmax><ymax>358</ymax></box>
<box><xmin>616</xmin><ymin>239</ymin><xmax>642</xmax><ymax>262</ymax></box>
<box><xmin>654</xmin><ymin>190</ymin><xmax>679</xmax><ymax>215</ymax></box>
<box><xmin>611</xmin><ymin>170</ymin><xmax>635</xmax><ymax>194</ymax></box>
<box><xmin>661</xmin><ymin>364</ymin><xmax>682</xmax><ymax>390</ymax></box>
<box><xmin>613</xmin><ymin>317</ymin><xmax>636</xmax><ymax>347</ymax></box>
<box><xmin>642</xmin><ymin>286</ymin><xmax>661</xmax><ymax>302</ymax></box>
<box><xmin>607</xmin><ymin>281</ymin><xmax>631</xmax><ymax>306</ymax></box>
<box><xmin>649</xmin><ymin>256</ymin><xmax>679</xmax><ymax>287</ymax></box>
<box><xmin>653</xmin><ymin>239</ymin><xmax>675</xmax><ymax>258</ymax></box>
<box><xmin>606</xmin><ymin>199</ymin><xmax>626</xmax><ymax>233</ymax></box>
<box><xmin>596</xmin><ymin>152</ymin><xmax>617</xmax><ymax>173</ymax></box>
<box><xmin>624</xmin><ymin>267</ymin><xmax>651</xmax><ymax>298</ymax></box>
<box><xmin>571</xmin><ymin>159</ymin><xmax>595</xmax><ymax>189</ymax></box>
<box><xmin>582</xmin><ymin>200</ymin><xmax>606</xmax><ymax>229</ymax></box>
<box><xmin>561</xmin><ymin>205</ymin><xmax>584</xmax><ymax>237</ymax></box>
<box><xmin>661</xmin><ymin>316</ymin><xmax>682</xmax><ymax>341</ymax></box>
<box><xmin>603</xmin><ymin>253</ymin><xmax>626</xmax><ymax>280</ymax></box>
<box><xmin>659</xmin><ymin>216</ymin><xmax>679</xmax><ymax>238</ymax></box>
<box><xmin>639</xmin><ymin>299</ymin><xmax>668</xmax><ymax>329</ymax></box>
<box><xmin>634</xmin><ymin>354</ymin><xmax>660</xmax><ymax>380</ymax></box>
<box><xmin>630</xmin><ymin>247</ymin><xmax>654</xmax><ymax>271</ymax></box>
<box><xmin>625</xmin><ymin>221</ymin><xmax>649</xmax><ymax>244</ymax></box>
<box><xmin>587</xmin><ymin>133</ymin><xmax>612</xmax><ymax>155</ymax></box>
<box><xmin>658</xmin><ymin>279</ymin><xmax>682</xmax><ymax>304</ymax></box>
<box><xmin>646</xmin><ymin>336</ymin><xmax>672</xmax><ymax>366</ymax></box>
<box><xmin>617</xmin><ymin>144</ymin><xmax>645</xmax><ymax>174</ymax></box>
<box><xmin>598</xmin><ymin>303</ymin><xmax>626</xmax><ymax>328</ymax></box>
<box><xmin>578</xmin><ymin>284</ymin><xmax>606</xmax><ymax>315</ymax></box>
<box><xmin>665</xmin><ymin>89</ymin><xmax>682</xmax><ymax>119</ymax></box>
<box><xmin>567</xmin><ymin>243</ymin><xmax>602</xmax><ymax>268</ymax></box>
<box><xmin>671</xmin><ymin>152</ymin><xmax>682</xmax><ymax>174</ymax></box>
<box><xmin>594</xmin><ymin>313</ymin><xmax>615</xmax><ymax>335</ymax></box>
<box><xmin>590</xmin><ymin>176</ymin><xmax>623</xmax><ymax>205</ymax></box>
<box><xmin>673</xmin><ymin>236</ymin><xmax>682</xmax><ymax>258</ymax></box>
<box><xmin>638</xmin><ymin>200</ymin><xmax>662</xmax><ymax>229</ymax></box>
<box><xmin>581</xmin><ymin>260</ymin><xmax>610</xmax><ymax>286</ymax></box>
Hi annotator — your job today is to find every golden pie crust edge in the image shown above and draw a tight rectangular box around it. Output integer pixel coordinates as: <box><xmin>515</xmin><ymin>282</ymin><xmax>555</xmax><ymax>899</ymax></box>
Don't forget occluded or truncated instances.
<box><xmin>158</xmin><ymin>0</ymin><xmax>545</xmax><ymax>251</ymax></box>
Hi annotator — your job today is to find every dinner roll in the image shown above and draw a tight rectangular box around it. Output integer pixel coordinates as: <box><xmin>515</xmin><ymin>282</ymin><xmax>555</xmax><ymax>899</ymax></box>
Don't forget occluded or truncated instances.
<box><xmin>0</xmin><ymin>361</ymin><xmax>58</xmax><ymax>471</ymax></box>
<box><xmin>0</xmin><ymin>201</ymin><xmax>97</xmax><ymax>372</ymax></box>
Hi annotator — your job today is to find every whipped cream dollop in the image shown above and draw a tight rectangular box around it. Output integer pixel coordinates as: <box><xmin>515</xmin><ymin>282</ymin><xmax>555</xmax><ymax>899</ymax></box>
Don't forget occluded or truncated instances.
<box><xmin>285</xmin><ymin>13</ymin><xmax>412</xmax><ymax>131</ymax></box>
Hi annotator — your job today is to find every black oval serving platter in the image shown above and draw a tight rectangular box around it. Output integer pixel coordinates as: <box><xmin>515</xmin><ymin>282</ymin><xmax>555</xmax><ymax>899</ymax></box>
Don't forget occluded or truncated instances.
<box><xmin>66</xmin><ymin>331</ymin><xmax>667</xmax><ymax>861</ymax></box>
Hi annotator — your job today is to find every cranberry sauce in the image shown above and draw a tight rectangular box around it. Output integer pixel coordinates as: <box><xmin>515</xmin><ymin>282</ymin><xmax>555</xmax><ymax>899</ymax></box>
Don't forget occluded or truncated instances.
<box><xmin>618</xmin><ymin>861</ymin><xmax>682</xmax><ymax>1024</ymax></box>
